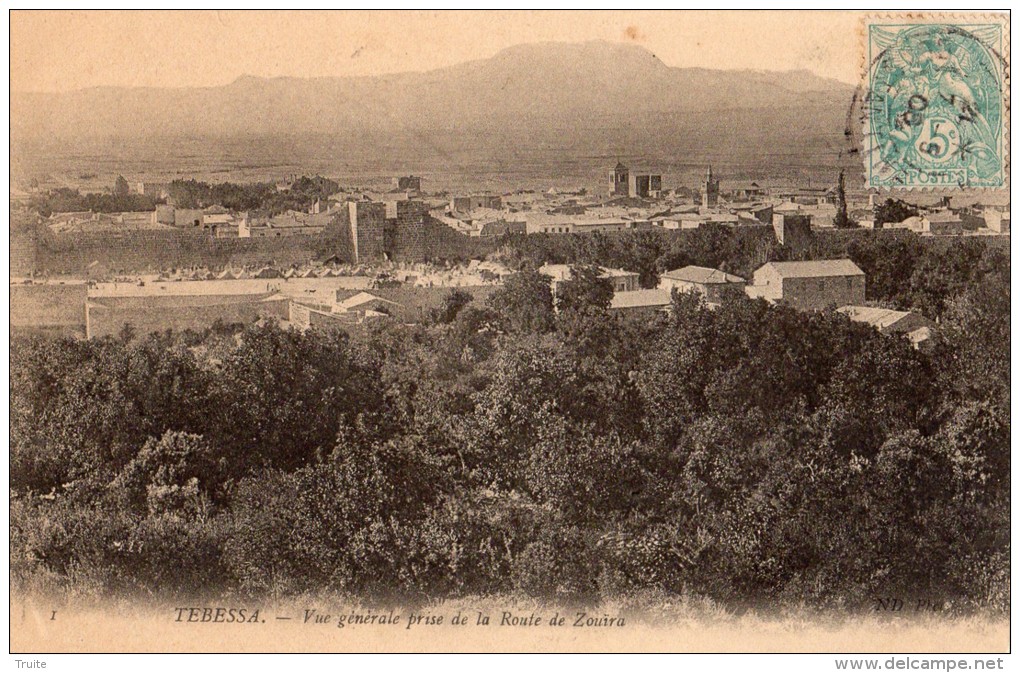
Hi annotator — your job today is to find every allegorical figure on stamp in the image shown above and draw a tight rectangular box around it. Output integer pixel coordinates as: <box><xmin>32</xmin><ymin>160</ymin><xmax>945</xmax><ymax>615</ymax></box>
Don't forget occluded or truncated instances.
<box><xmin>868</xmin><ymin>22</ymin><xmax>1005</xmax><ymax>187</ymax></box>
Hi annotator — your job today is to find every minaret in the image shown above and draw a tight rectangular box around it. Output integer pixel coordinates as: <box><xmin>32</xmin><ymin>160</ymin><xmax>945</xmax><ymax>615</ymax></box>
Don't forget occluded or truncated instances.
<box><xmin>702</xmin><ymin>165</ymin><xmax>720</xmax><ymax>207</ymax></box>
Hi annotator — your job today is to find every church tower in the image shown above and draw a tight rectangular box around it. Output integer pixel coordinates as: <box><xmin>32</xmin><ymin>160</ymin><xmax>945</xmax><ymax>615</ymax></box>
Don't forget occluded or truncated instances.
<box><xmin>702</xmin><ymin>165</ymin><xmax>720</xmax><ymax>207</ymax></box>
<box><xmin>612</xmin><ymin>162</ymin><xmax>630</xmax><ymax>197</ymax></box>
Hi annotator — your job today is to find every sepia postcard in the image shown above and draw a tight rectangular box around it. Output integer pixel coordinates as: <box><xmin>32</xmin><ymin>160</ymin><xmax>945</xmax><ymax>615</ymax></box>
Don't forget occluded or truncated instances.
<box><xmin>8</xmin><ymin>10</ymin><xmax>1011</xmax><ymax>657</ymax></box>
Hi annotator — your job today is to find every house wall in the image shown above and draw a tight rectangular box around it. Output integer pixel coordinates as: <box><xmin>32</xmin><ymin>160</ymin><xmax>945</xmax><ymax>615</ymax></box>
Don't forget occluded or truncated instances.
<box><xmin>11</xmin><ymin>230</ymin><xmax>39</xmax><ymax>276</ymax></box>
<box><xmin>658</xmin><ymin>278</ymin><xmax>696</xmax><ymax>294</ymax></box>
<box><xmin>155</xmin><ymin>205</ymin><xmax>176</xmax><ymax>225</ymax></box>
<box><xmin>389</xmin><ymin>200</ymin><xmax>429</xmax><ymax>261</ymax></box>
<box><xmin>395</xmin><ymin>176</ymin><xmax>421</xmax><ymax>191</ymax></box>
<box><xmin>452</xmin><ymin>195</ymin><xmax>502</xmax><ymax>211</ymax></box>
<box><xmin>702</xmin><ymin>178</ymin><xmax>720</xmax><ymax>207</ymax></box>
<box><xmin>290</xmin><ymin>300</ymin><xmax>312</xmax><ymax>327</ymax></box>
<box><xmin>250</xmin><ymin>225</ymin><xmax>325</xmax><ymax>238</ymax></box>
<box><xmin>628</xmin><ymin>175</ymin><xmax>648</xmax><ymax>197</ymax></box>
<box><xmin>573</xmin><ymin>221</ymin><xmax>634</xmax><ymax>234</ymax></box>
<box><xmin>26</xmin><ymin>229</ymin><xmax>343</xmax><ymax>275</ymax></box>
<box><xmin>752</xmin><ymin>206</ymin><xmax>774</xmax><ymax>224</ymax></box>
<box><xmin>750</xmin><ymin>265</ymin><xmax>785</xmax><ymax>303</ymax></box>
<box><xmin>290</xmin><ymin>300</ymin><xmax>354</xmax><ymax>330</ymax></box>
<box><xmin>173</xmin><ymin>209</ymin><xmax>205</xmax><ymax>228</ymax></box>
<box><xmin>348</xmin><ymin>201</ymin><xmax>387</xmax><ymax>263</ymax></box>
<box><xmin>773</xmin><ymin>213</ymin><xmax>813</xmax><ymax>246</ymax></box>
<box><xmin>926</xmin><ymin>220</ymin><xmax>964</xmax><ymax>235</ymax></box>
<box><xmin>552</xmin><ymin>272</ymin><xmax>638</xmax><ymax>294</ymax></box>
<box><xmin>659</xmin><ymin>279</ymin><xmax>745</xmax><ymax>303</ymax></box>
<box><xmin>610</xmin><ymin>303</ymin><xmax>670</xmax><ymax>318</ymax></box>
<box><xmin>779</xmin><ymin>275</ymin><xmax>865</xmax><ymax>311</ymax></box>
<box><xmin>984</xmin><ymin>210</ymin><xmax>1010</xmax><ymax>233</ymax></box>
<box><xmin>347</xmin><ymin>200</ymin><xmax>485</xmax><ymax>263</ymax></box>
<box><xmin>609</xmin><ymin>273</ymin><xmax>641</xmax><ymax>292</ymax></box>
<box><xmin>87</xmin><ymin>295</ymin><xmax>289</xmax><ymax>338</ymax></box>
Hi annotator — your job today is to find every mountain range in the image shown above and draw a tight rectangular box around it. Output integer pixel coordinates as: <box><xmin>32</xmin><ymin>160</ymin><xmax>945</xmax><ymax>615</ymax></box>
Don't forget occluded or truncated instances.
<box><xmin>12</xmin><ymin>42</ymin><xmax>861</xmax><ymax>188</ymax></box>
<box><xmin>13</xmin><ymin>41</ymin><xmax>854</xmax><ymax>138</ymax></box>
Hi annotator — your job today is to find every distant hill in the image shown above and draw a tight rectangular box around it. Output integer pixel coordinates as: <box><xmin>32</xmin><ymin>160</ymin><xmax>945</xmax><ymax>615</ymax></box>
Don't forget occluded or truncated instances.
<box><xmin>11</xmin><ymin>41</ymin><xmax>861</xmax><ymax>190</ymax></box>
<box><xmin>13</xmin><ymin>41</ymin><xmax>854</xmax><ymax>139</ymax></box>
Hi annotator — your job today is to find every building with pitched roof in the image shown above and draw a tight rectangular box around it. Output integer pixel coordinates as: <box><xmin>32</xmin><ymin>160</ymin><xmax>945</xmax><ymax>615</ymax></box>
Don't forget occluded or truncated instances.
<box><xmin>608</xmin><ymin>288</ymin><xmax>672</xmax><ymax>315</ymax></box>
<box><xmin>837</xmin><ymin>305</ymin><xmax>936</xmax><ymax>349</ymax></box>
<box><xmin>539</xmin><ymin>264</ymin><xmax>640</xmax><ymax>294</ymax></box>
<box><xmin>332</xmin><ymin>291</ymin><xmax>401</xmax><ymax>318</ymax></box>
<box><xmin>658</xmin><ymin>265</ymin><xmax>746</xmax><ymax>303</ymax></box>
<box><xmin>747</xmin><ymin>259</ymin><xmax>865</xmax><ymax>311</ymax></box>
<box><xmin>885</xmin><ymin>211</ymin><xmax>964</xmax><ymax>235</ymax></box>
<box><xmin>725</xmin><ymin>181</ymin><xmax>766</xmax><ymax>202</ymax></box>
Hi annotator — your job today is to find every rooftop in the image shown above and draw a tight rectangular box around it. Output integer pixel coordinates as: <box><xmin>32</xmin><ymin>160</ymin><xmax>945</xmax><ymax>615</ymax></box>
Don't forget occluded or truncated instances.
<box><xmin>609</xmin><ymin>288</ymin><xmax>671</xmax><ymax>310</ymax></box>
<box><xmin>539</xmin><ymin>264</ymin><xmax>639</xmax><ymax>281</ymax></box>
<box><xmin>335</xmin><ymin>291</ymin><xmax>401</xmax><ymax>313</ymax></box>
<box><xmin>526</xmin><ymin>212</ymin><xmax>635</xmax><ymax>227</ymax></box>
<box><xmin>760</xmin><ymin>259</ymin><xmax>864</xmax><ymax>278</ymax></box>
<box><xmin>837</xmin><ymin>305</ymin><xmax>916</xmax><ymax>330</ymax></box>
<box><xmin>662</xmin><ymin>265</ymin><xmax>745</xmax><ymax>285</ymax></box>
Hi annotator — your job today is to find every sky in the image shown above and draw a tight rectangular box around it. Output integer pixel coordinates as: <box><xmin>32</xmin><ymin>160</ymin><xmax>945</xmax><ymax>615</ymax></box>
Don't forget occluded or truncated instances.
<box><xmin>11</xmin><ymin>10</ymin><xmax>863</xmax><ymax>93</ymax></box>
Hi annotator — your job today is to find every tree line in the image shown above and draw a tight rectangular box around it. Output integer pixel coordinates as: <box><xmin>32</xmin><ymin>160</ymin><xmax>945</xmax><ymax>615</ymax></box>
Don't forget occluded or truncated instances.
<box><xmin>26</xmin><ymin>175</ymin><xmax>342</xmax><ymax>219</ymax></box>
<box><xmin>165</xmin><ymin>176</ymin><xmax>340</xmax><ymax>216</ymax></box>
<box><xmin>494</xmin><ymin>224</ymin><xmax>1008</xmax><ymax>321</ymax></box>
<box><xmin>28</xmin><ymin>188</ymin><xmax>160</xmax><ymax>217</ymax></box>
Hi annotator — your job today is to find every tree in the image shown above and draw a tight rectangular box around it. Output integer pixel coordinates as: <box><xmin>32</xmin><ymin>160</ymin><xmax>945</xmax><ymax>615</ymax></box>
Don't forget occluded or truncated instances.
<box><xmin>10</xmin><ymin>337</ymin><xmax>146</xmax><ymax>490</ymax></box>
<box><xmin>936</xmin><ymin>251</ymin><xmax>1010</xmax><ymax>405</ymax></box>
<box><xmin>428</xmin><ymin>289</ymin><xmax>474</xmax><ymax>324</ymax></box>
<box><xmin>113</xmin><ymin>175</ymin><xmax>131</xmax><ymax>196</ymax></box>
<box><xmin>486</xmin><ymin>268</ymin><xmax>555</xmax><ymax>334</ymax></box>
<box><xmin>110</xmin><ymin>431</ymin><xmax>216</xmax><ymax>515</ymax></box>
<box><xmin>874</xmin><ymin>198</ymin><xmax>918</xmax><ymax>227</ymax></box>
<box><xmin>833</xmin><ymin>170</ymin><xmax>856</xmax><ymax>229</ymax></box>
<box><xmin>555</xmin><ymin>264</ymin><xmax>613</xmax><ymax>314</ymax></box>
<box><xmin>213</xmin><ymin>323</ymin><xmax>383</xmax><ymax>473</ymax></box>
<box><xmin>8</xmin><ymin>229</ymin><xmax>1012</xmax><ymax>609</ymax></box>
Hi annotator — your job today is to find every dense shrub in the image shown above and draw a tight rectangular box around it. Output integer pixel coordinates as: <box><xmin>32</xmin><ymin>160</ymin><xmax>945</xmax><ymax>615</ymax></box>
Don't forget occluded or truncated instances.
<box><xmin>9</xmin><ymin>233</ymin><xmax>1010</xmax><ymax>612</ymax></box>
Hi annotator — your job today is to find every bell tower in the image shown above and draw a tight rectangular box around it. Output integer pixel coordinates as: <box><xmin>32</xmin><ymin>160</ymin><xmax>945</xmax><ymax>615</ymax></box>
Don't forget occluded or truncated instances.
<box><xmin>702</xmin><ymin>165</ymin><xmax>720</xmax><ymax>207</ymax></box>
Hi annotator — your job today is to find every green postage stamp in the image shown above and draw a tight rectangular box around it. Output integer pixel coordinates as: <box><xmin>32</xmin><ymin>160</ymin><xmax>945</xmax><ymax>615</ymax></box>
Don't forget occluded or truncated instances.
<box><xmin>864</xmin><ymin>15</ymin><xmax>1009</xmax><ymax>189</ymax></box>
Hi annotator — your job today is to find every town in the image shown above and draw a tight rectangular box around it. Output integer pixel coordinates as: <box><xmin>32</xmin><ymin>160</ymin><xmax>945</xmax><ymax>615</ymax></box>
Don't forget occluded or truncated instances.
<box><xmin>10</xmin><ymin>162</ymin><xmax>1009</xmax><ymax>344</ymax></box>
<box><xmin>10</xmin><ymin>11</ymin><xmax>1010</xmax><ymax>652</ymax></box>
